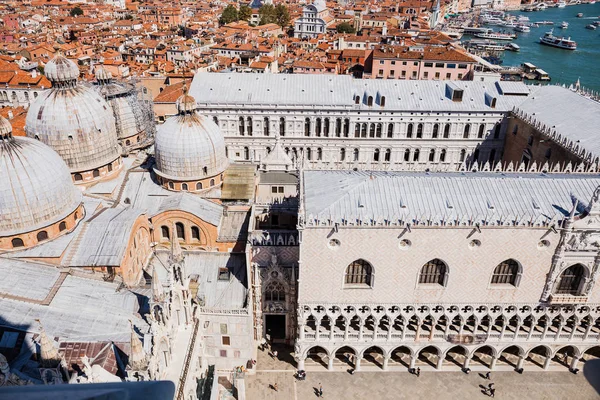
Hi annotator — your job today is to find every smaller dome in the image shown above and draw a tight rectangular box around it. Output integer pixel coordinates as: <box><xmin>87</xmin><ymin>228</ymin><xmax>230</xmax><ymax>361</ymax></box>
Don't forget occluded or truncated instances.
<box><xmin>44</xmin><ymin>53</ymin><xmax>79</xmax><ymax>85</ymax></box>
<box><xmin>154</xmin><ymin>87</ymin><xmax>228</xmax><ymax>183</ymax></box>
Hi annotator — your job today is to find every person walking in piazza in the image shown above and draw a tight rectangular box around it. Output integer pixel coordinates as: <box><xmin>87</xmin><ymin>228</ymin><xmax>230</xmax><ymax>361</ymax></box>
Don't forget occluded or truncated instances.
<box><xmin>416</xmin><ymin>367</ymin><xmax>421</xmax><ymax>377</ymax></box>
<box><xmin>319</xmin><ymin>383</ymin><xmax>323</xmax><ymax>397</ymax></box>
<box><xmin>485</xmin><ymin>372</ymin><xmax>491</xmax><ymax>380</ymax></box>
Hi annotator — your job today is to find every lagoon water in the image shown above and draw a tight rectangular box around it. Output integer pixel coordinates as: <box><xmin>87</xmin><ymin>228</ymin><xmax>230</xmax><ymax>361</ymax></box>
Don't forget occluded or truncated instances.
<box><xmin>498</xmin><ymin>3</ymin><xmax>600</xmax><ymax>91</ymax></box>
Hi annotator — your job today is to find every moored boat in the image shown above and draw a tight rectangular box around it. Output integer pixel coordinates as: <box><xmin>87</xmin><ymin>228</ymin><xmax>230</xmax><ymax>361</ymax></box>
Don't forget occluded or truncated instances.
<box><xmin>475</xmin><ymin>32</ymin><xmax>516</xmax><ymax>40</ymax></box>
<box><xmin>539</xmin><ymin>29</ymin><xmax>577</xmax><ymax>49</ymax></box>
<box><xmin>585</xmin><ymin>24</ymin><xmax>597</xmax><ymax>29</ymax></box>
<box><xmin>514</xmin><ymin>24</ymin><xmax>531</xmax><ymax>32</ymax></box>
<box><xmin>577</xmin><ymin>13</ymin><xmax>584</xmax><ymax>17</ymax></box>
<box><xmin>505</xmin><ymin>43</ymin><xmax>521</xmax><ymax>51</ymax></box>
<box><xmin>560</xmin><ymin>21</ymin><xmax>569</xmax><ymax>29</ymax></box>
<box><xmin>557</xmin><ymin>1</ymin><xmax>567</xmax><ymax>7</ymax></box>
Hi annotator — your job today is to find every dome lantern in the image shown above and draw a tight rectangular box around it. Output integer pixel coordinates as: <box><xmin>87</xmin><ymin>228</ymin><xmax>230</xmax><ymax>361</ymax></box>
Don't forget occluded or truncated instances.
<box><xmin>44</xmin><ymin>52</ymin><xmax>80</xmax><ymax>89</ymax></box>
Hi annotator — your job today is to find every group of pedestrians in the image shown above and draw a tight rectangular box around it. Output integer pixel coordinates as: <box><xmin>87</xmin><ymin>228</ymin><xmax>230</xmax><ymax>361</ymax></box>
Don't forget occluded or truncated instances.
<box><xmin>483</xmin><ymin>372</ymin><xmax>496</xmax><ymax>397</ymax></box>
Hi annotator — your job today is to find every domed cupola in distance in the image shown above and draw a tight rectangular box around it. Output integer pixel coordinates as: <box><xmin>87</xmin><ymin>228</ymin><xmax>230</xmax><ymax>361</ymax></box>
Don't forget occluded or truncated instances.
<box><xmin>25</xmin><ymin>52</ymin><xmax>121</xmax><ymax>184</ymax></box>
<box><xmin>0</xmin><ymin>116</ymin><xmax>84</xmax><ymax>250</ymax></box>
<box><xmin>153</xmin><ymin>85</ymin><xmax>229</xmax><ymax>192</ymax></box>
<box><xmin>94</xmin><ymin>66</ymin><xmax>155</xmax><ymax>152</ymax></box>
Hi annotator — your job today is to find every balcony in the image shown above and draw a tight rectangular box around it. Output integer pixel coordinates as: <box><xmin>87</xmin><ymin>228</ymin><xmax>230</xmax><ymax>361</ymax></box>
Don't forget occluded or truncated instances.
<box><xmin>548</xmin><ymin>294</ymin><xmax>588</xmax><ymax>304</ymax></box>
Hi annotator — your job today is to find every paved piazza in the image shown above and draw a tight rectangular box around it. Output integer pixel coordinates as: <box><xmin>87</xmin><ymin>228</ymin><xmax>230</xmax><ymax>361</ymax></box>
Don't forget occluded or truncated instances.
<box><xmin>246</xmin><ymin>346</ymin><xmax>600</xmax><ymax>399</ymax></box>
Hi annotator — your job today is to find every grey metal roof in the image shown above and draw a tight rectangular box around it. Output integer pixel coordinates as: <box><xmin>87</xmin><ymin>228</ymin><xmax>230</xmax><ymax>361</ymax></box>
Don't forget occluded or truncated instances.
<box><xmin>65</xmin><ymin>207</ymin><xmax>145</xmax><ymax>267</ymax></box>
<box><xmin>302</xmin><ymin>170</ymin><xmax>600</xmax><ymax>227</ymax></box>
<box><xmin>259</xmin><ymin>171</ymin><xmax>299</xmax><ymax>185</ymax></box>
<box><xmin>217</xmin><ymin>210</ymin><xmax>250</xmax><ymax>242</ymax></box>
<box><xmin>0</xmin><ymin>260</ymin><xmax>145</xmax><ymax>342</ymax></box>
<box><xmin>514</xmin><ymin>85</ymin><xmax>600</xmax><ymax>161</ymax></box>
<box><xmin>190</xmin><ymin>73</ymin><xmax>530</xmax><ymax>111</ymax></box>
<box><xmin>0</xmin><ymin>258</ymin><xmax>60</xmax><ymax>301</ymax></box>
<box><xmin>151</xmin><ymin>251</ymin><xmax>247</xmax><ymax>309</ymax></box>
<box><xmin>154</xmin><ymin>192</ymin><xmax>223</xmax><ymax>226</ymax></box>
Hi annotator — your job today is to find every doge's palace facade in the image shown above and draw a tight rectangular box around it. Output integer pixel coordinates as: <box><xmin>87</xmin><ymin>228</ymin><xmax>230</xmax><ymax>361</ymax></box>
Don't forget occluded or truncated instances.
<box><xmin>295</xmin><ymin>170</ymin><xmax>600</xmax><ymax>372</ymax></box>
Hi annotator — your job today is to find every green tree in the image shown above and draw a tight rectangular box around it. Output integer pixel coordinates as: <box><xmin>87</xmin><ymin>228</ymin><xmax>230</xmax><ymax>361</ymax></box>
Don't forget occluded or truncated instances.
<box><xmin>336</xmin><ymin>22</ymin><xmax>356</xmax><ymax>34</ymax></box>
<box><xmin>239</xmin><ymin>5</ymin><xmax>252</xmax><ymax>22</ymax></box>
<box><xmin>258</xmin><ymin>4</ymin><xmax>275</xmax><ymax>25</ymax></box>
<box><xmin>274</xmin><ymin>4</ymin><xmax>290</xmax><ymax>27</ymax></box>
<box><xmin>70</xmin><ymin>6</ymin><xmax>84</xmax><ymax>17</ymax></box>
<box><xmin>219</xmin><ymin>5</ymin><xmax>239</xmax><ymax>25</ymax></box>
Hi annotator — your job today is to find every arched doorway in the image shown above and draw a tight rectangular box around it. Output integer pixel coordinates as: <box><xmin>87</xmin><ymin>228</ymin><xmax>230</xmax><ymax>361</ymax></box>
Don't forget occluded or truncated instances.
<box><xmin>498</xmin><ymin>345</ymin><xmax>523</xmax><ymax>368</ymax></box>
<box><xmin>582</xmin><ymin>346</ymin><xmax>600</xmax><ymax>364</ymax></box>
<box><xmin>445</xmin><ymin>346</ymin><xmax>468</xmax><ymax>368</ymax></box>
<box><xmin>335</xmin><ymin>346</ymin><xmax>356</xmax><ymax>368</ymax></box>
<box><xmin>417</xmin><ymin>346</ymin><xmax>440</xmax><ymax>368</ymax></box>
<box><xmin>362</xmin><ymin>346</ymin><xmax>385</xmax><ymax>369</ymax></box>
<box><xmin>306</xmin><ymin>346</ymin><xmax>328</xmax><ymax>369</ymax></box>
<box><xmin>472</xmin><ymin>345</ymin><xmax>495</xmax><ymax>368</ymax></box>
<box><xmin>526</xmin><ymin>345</ymin><xmax>551</xmax><ymax>369</ymax></box>
<box><xmin>552</xmin><ymin>345</ymin><xmax>577</xmax><ymax>368</ymax></box>
<box><xmin>390</xmin><ymin>346</ymin><xmax>411</xmax><ymax>368</ymax></box>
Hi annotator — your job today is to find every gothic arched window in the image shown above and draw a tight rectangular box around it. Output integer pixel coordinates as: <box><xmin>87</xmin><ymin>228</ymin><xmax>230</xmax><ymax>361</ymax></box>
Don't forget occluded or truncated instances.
<box><xmin>491</xmin><ymin>259</ymin><xmax>521</xmax><ymax>286</ymax></box>
<box><xmin>265</xmin><ymin>282</ymin><xmax>286</xmax><ymax>302</ymax></box>
<box><xmin>419</xmin><ymin>259</ymin><xmax>448</xmax><ymax>286</ymax></box>
<box><xmin>344</xmin><ymin>259</ymin><xmax>373</xmax><ymax>287</ymax></box>
<box><xmin>161</xmin><ymin>226</ymin><xmax>170</xmax><ymax>240</ymax></box>
<box><xmin>556</xmin><ymin>264</ymin><xmax>585</xmax><ymax>295</ymax></box>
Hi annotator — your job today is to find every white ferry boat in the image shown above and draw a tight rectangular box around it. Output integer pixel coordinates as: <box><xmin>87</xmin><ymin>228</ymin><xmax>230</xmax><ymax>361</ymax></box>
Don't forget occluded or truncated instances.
<box><xmin>539</xmin><ymin>29</ymin><xmax>577</xmax><ymax>49</ymax></box>
<box><xmin>505</xmin><ymin>43</ymin><xmax>521</xmax><ymax>51</ymax></box>
<box><xmin>475</xmin><ymin>32</ymin><xmax>516</xmax><ymax>40</ymax></box>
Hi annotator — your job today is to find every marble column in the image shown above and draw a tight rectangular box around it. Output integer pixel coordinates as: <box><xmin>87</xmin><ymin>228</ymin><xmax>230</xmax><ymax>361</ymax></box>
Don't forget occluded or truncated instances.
<box><xmin>570</xmin><ymin>355</ymin><xmax>580</xmax><ymax>371</ymax></box>
<box><xmin>490</xmin><ymin>356</ymin><xmax>497</xmax><ymax>371</ymax></box>
<box><xmin>543</xmin><ymin>354</ymin><xmax>552</xmax><ymax>370</ymax></box>
<box><xmin>463</xmin><ymin>356</ymin><xmax>471</xmax><ymax>370</ymax></box>
<box><xmin>409</xmin><ymin>354</ymin><xmax>416</xmax><ymax>369</ymax></box>
<box><xmin>344</xmin><ymin>320</ymin><xmax>349</xmax><ymax>341</ymax></box>
<box><xmin>328</xmin><ymin>356</ymin><xmax>334</xmax><ymax>371</ymax></box>
<box><xmin>436</xmin><ymin>355</ymin><xmax>444</xmax><ymax>370</ymax></box>
<box><xmin>516</xmin><ymin>355</ymin><xmax>524</xmax><ymax>370</ymax></box>
<box><xmin>300</xmin><ymin>323</ymin><xmax>305</xmax><ymax>340</ymax></box>
<box><xmin>355</xmin><ymin>356</ymin><xmax>362</xmax><ymax>372</ymax></box>
<box><xmin>298</xmin><ymin>358</ymin><xmax>305</xmax><ymax>371</ymax></box>
<box><xmin>383</xmin><ymin>356</ymin><xmax>390</xmax><ymax>371</ymax></box>
<box><xmin>583</xmin><ymin>320</ymin><xmax>593</xmax><ymax>340</ymax></box>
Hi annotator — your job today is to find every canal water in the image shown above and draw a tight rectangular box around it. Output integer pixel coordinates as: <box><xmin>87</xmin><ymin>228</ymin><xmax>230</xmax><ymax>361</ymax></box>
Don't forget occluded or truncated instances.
<box><xmin>501</xmin><ymin>3</ymin><xmax>600</xmax><ymax>91</ymax></box>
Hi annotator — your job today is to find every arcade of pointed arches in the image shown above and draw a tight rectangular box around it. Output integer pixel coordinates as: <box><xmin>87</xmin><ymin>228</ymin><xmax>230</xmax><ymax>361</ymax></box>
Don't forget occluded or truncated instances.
<box><xmin>299</xmin><ymin>342</ymin><xmax>600</xmax><ymax>372</ymax></box>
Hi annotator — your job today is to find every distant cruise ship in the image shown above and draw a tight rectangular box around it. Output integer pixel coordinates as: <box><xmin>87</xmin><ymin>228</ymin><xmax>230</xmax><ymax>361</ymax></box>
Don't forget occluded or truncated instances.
<box><xmin>539</xmin><ymin>29</ymin><xmax>577</xmax><ymax>50</ymax></box>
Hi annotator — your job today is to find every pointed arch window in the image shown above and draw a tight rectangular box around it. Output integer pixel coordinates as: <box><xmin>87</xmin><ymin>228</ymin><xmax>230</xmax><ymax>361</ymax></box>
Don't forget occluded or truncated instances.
<box><xmin>491</xmin><ymin>259</ymin><xmax>522</xmax><ymax>286</ymax></box>
<box><xmin>556</xmin><ymin>264</ymin><xmax>585</xmax><ymax>295</ymax></box>
<box><xmin>478</xmin><ymin>124</ymin><xmax>485</xmax><ymax>138</ymax></box>
<box><xmin>279</xmin><ymin>117</ymin><xmax>285</xmax><ymax>136</ymax></box>
<box><xmin>406</xmin><ymin>123</ymin><xmax>413</xmax><ymax>138</ymax></box>
<box><xmin>419</xmin><ymin>259</ymin><xmax>448</xmax><ymax>286</ymax></box>
<box><xmin>416</xmin><ymin>123</ymin><xmax>423</xmax><ymax>138</ymax></box>
<box><xmin>265</xmin><ymin>281</ymin><xmax>286</xmax><ymax>301</ymax></box>
<box><xmin>344</xmin><ymin>259</ymin><xmax>373</xmax><ymax>287</ymax></box>
<box><xmin>463</xmin><ymin>124</ymin><xmax>471</xmax><ymax>138</ymax></box>
<box><xmin>432</xmin><ymin>123</ymin><xmax>439</xmax><ymax>138</ymax></box>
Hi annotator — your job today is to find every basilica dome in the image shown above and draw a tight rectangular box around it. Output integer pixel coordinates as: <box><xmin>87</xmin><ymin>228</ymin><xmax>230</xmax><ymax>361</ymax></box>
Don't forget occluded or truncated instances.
<box><xmin>153</xmin><ymin>88</ymin><xmax>228</xmax><ymax>191</ymax></box>
<box><xmin>94</xmin><ymin>67</ymin><xmax>154</xmax><ymax>149</ymax></box>
<box><xmin>0</xmin><ymin>117</ymin><xmax>82</xmax><ymax>248</ymax></box>
<box><xmin>25</xmin><ymin>54</ymin><xmax>121</xmax><ymax>183</ymax></box>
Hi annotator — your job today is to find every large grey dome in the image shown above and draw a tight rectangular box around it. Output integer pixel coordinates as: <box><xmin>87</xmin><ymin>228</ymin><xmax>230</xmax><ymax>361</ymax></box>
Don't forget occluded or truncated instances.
<box><xmin>25</xmin><ymin>55</ymin><xmax>120</xmax><ymax>173</ymax></box>
<box><xmin>0</xmin><ymin>122</ymin><xmax>82</xmax><ymax>236</ymax></box>
<box><xmin>154</xmin><ymin>92</ymin><xmax>228</xmax><ymax>181</ymax></box>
